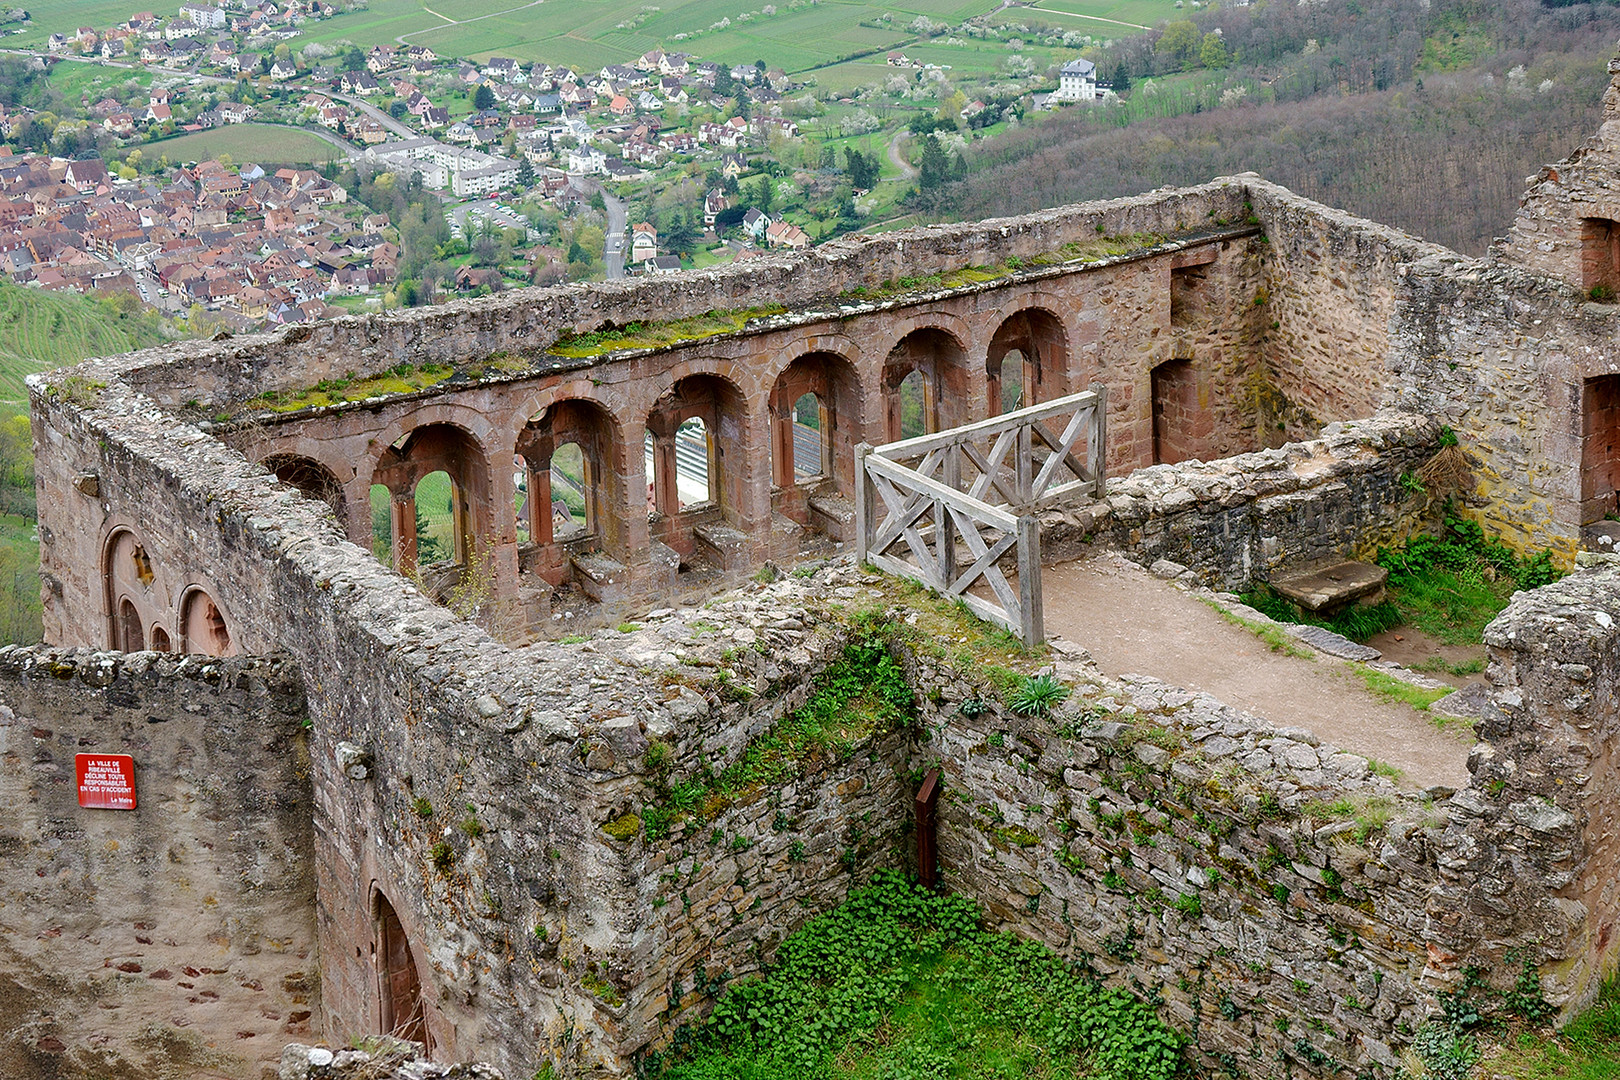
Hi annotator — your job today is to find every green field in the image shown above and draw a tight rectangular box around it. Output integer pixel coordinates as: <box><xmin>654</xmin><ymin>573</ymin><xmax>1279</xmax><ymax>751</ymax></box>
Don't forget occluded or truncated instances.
<box><xmin>289</xmin><ymin>0</ymin><xmax>1148</xmax><ymax>72</ymax></box>
<box><xmin>41</xmin><ymin>59</ymin><xmax>153</xmax><ymax>103</ymax></box>
<box><xmin>0</xmin><ymin>282</ymin><xmax>167</xmax><ymax>404</ymax></box>
<box><xmin>5</xmin><ymin>1</ymin><xmax>157</xmax><ymax>47</ymax></box>
<box><xmin>145</xmin><ymin>124</ymin><xmax>345</xmax><ymax>166</ymax></box>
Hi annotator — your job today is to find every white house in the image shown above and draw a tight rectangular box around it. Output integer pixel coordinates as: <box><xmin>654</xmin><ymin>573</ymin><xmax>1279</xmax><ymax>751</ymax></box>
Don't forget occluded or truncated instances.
<box><xmin>1053</xmin><ymin>58</ymin><xmax>1099</xmax><ymax>102</ymax></box>
<box><xmin>629</xmin><ymin>222</ymin><xmax>657</xmax><ymax>262</ymax></box>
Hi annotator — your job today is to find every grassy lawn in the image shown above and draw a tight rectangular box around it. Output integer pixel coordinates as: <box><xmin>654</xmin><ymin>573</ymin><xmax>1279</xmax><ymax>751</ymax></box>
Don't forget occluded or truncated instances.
<box><xmin>6</xmin><ymin>2</ymin><xmax>153</xmax><ymax>47</ymax></box>
<box><xmin>1241</xmin><ymin>515</ymin><xmax>1561</xmax><ymax>648</ymax></box>
<box><xmin>266</xmin><ymin>0</ymin><xmax>1039</xmax><ymax>71</ymax></box>
<box><xmin>1023</xmin><ymin>0</ymin><xmax>1181</xmax><ymax>31</ymax></box>
<box><xmin>144</xmin><ymin>124</ymin><xmax>345</xmax><ymax>167</ymax></box>
<box><xmin>42</xmin><ymin>58</ymin><xmax>153</xmax><ymax>101</ymax></box>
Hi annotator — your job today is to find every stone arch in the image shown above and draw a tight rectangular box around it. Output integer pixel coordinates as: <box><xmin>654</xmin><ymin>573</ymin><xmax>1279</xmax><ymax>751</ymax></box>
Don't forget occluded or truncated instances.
<box><xmin>371</xmin><ymin>421</ymin><xmax>493</xmax><ymax>580</ymax></box>
<box><xmin>179</xmin><ymin>586</ymin><xmax>236</xmax><ymax>657</ymax></box>
<box><xmin>104</xmin><ymin>527</ymin><xmax>160</xmax><ymax>652</ymax></box>
<box><xmin>261</xmin><ymin>452</ymin><xmax>346</xmax><ymax>518</ymax></box>
<box><xmin>149</xmin><ymin>625</ymin><xmax>172</xmax><ymax>652</ymax></box>
<box><xmin>768</xmin><ymin>350</ymin><xmax>862</xmax><ymax>494</ymax></box>
<box><xmin>516</xmin><ymin>396</ymin><xmax>627</xmax><ymax>556</ymax></box>
<box><xmin>987</xmin><ymin>306</ymin><xmax>1070</xmax><ymax>415</ymax></box>
<box><xmin>881</xmin><ymin>325</ymin><xmax>973</xmax><ymax>442</ymax></box>
<box><xmin>644</xmin><ymin>371</ymin><xmax>748</xmax><ymax>520</ymax></box>
<box><xmin>373</xmin><ymin>889</ymin><xmax>431</xmax><ymax>1049</ymax></box>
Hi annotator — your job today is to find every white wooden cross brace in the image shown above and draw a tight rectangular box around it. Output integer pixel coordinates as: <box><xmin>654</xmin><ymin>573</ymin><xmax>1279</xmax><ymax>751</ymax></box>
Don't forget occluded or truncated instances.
<box><xmin>943</xmin><ymin>501</ymin><xmax>1019</xmax><ymax>614</ymax></box>
<box><xmin>1030</xmin><ymin>405</ymin><xmax>1094</xmax><ymax>499</ymax></box>
<box><xmin>871</xmin><ymin>472</ymin><xmax>937</xmax><ymax>556</ymax></box>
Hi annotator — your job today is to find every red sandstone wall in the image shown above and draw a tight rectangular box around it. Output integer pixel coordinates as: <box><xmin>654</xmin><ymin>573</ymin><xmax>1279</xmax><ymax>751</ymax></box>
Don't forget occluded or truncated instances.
<box><xmin>0</xmin><ymin>650</ymin><xmax>315</xmax><ymax>1080</ymax></box>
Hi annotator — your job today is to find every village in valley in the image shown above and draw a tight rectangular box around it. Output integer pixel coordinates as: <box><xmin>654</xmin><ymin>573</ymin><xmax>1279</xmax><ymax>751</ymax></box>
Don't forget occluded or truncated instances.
<box><xmin>0</xmin><ymin>0</ymin><xmax>1117</xmax><ymax>333</ymax></box>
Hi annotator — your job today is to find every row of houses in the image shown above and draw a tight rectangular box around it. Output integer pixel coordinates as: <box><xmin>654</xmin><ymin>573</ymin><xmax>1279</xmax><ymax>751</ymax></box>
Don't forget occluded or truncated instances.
<box><xmin>0</xmin><ymin>147</ymin><xmax>388</xmax><ymax>329</ymax></box>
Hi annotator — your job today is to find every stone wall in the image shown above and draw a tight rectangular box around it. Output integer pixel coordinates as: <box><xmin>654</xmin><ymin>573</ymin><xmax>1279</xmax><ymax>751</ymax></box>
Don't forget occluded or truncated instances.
<box><xmin>1426</xmin><ymin>560</ymin><xmax>1620</xmax><ymax>1013</ymax></box>
<box><xmin>1040</xmin><ymin>412</ymin><xmax>1442</xmax><ymax>589</ymax></box>
<box><xmin>926</xmin><ymin>646</ymin><xmax>1444</xmax><ymax>1078</ymax></box>
<box><xmin>1493</xmin><ymin>57</ymin><xmax>1620</xmax><ymax>290</ymax></box>
<box><xmin>1248</xmin><ymin>178</ymin><xmax>1445</xmax><ymax>440</ymax></box>
<box><xmin>116</xmin><ymin>180</ymin><xmax>1253</xmax><ymax>412</ymax></box>
<box><xmin>1387</xmin><ymin>255</ymin><xmax>1610</xmax><ymax>562</ymax></box>
<box><xmin>0</xmin><ymin>647</ymin><xmax>314</xmax><ymax>1080</ymax></box>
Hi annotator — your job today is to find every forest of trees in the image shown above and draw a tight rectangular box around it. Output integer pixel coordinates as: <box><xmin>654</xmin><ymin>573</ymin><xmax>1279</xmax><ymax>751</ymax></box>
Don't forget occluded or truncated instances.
<box><xmin>936</xmin><ymin>0</ymin><xmax>1620</xmax><ymax>254</ymax></box>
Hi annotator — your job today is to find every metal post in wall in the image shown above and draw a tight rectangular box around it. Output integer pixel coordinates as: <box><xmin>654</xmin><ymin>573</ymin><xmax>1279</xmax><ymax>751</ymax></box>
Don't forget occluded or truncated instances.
<box><xmin>915</xmin><ymin>767</ymin><xmax>941</xmax><ymax>889</ymax></box>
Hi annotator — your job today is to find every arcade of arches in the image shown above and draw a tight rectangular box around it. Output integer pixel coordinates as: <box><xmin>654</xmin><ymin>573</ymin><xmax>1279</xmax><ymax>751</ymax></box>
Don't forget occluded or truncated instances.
<box><xmin>218</xmin><ymin>231</ymin><xmax>1274</xmax><ymax>638</ymax></box>
<box><xmin>104</xmin><ymin>527</ymin><xmax>236</xmax><ymax>656</ymax></box>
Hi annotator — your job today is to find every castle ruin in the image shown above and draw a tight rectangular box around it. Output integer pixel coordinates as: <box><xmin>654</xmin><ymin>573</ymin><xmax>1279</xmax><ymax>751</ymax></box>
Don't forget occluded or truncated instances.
<box><xmin>11</xmin><ymin>58</ymin><xmax>1620</xmax><ymax>1080</ymax></box>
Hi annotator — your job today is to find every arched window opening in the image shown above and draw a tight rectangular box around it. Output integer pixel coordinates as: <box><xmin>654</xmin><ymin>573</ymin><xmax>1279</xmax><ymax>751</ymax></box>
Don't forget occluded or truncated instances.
<box><xmin>676</xmin><ymin>418</ymin><xmax>712</xmax><ymax>510</ymax></box>
<box><xmin>413</xmin><ymin>470</ymin><xmax>457</xmax><ymax>566</ymax></box>
<box><xmin>180</xmin><ymin>589</ymin><xmax>234</xmax><ymax>657</ymax></box>
<box><xmin>263</xmin><ymin>454</ymin><xmax>344</xmax><ymax>518</ymax></box>
<box><xmin>898</xmin><ymin>370</ymin><xmax>929</xmax><ymax>440</ymax></box>
<box><xmin>791</xmin><ymin>392</ymin><xmax>823</xmax><ymax>479</ymax></box>
<box><xmin>513</xmin><ymin>456</ymin><xmax>530</xmax><ymax>545</ymax></box>
<box><xmin>994</xmin><ymin>349</ymin><xmax>1027</xmax><ymax>415</ymax></box>
<box><xmin>987</xmin><ymin>309</ymin><xmax>1068</xmax><ymax>415</ymax></box>
<box><xmin>371</xmin><ymin>423</ymin><xmax>491</xmax><ymax>582</ymax></box>
<box><xmin>150</xmin><ymin>626</ymin><xmax>172</xmax><ymax>652</ymax></box>
<box><xmin>516</xmin><ymin>399</ymin><xmax>622</xmax><ymax>556</ymax></box>
<box><xmin>117</xmin><ymin>598</ymin><xmax>144</xmax><ymax>652</ymax></box>
<box><xmin>370</xmin><ymin>483</ymin><xmax>395</xmax><ymax>568</ymax></box>
<box><xmin>882</xmin><ymin>327</ymin><xmax>969</xmax><ymax>442</ymax></box>
<box><xmin>550</xmin><ymin>441</ymin><xmax>591</xmax><ymax>538</ymax></box>
<box><xmin>769</xmin><ymin>351</ymin><xmax>859</xmax><ymax>500</ymax></box>
<box><xmin>645</xmin><ymin>428</ymin><xmax>659</xmax><ymax>517</ymax></box>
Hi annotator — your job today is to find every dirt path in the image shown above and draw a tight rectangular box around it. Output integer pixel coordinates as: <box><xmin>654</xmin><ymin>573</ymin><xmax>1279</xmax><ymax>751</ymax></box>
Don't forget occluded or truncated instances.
<box><xmin>887</xmin><ymin>132</ymin><xmax>917</xmax><ymax>181</ymax></box>
<box><xmin>1042</xmin><ymin>555</ymin><xmax>1473</xmax><ymax>791</ymax></box>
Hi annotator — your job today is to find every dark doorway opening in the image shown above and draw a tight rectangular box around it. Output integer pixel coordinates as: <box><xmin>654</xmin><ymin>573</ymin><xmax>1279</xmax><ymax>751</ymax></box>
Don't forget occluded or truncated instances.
<box><xmin>377</xmin><ymin>893</ymin><xmax>430</xmax><ymax>1048</ymax></box>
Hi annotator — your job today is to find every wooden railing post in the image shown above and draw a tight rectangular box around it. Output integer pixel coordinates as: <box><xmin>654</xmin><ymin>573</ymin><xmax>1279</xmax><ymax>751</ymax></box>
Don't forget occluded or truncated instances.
<box><xmin>854</xmin><ymin>442</ymin><xmax>873</xmax><ymax>566</ymax></box>
<box><xmin>939</xmin><ymin>444</ymin><xmax>959</xmax><ymax>586</ymax></box>
<box><xmin>1089</xmin><ymin>382</ymin><xmax>1108</xmax><ymax>499</ymax></box>
<box><xmin>1017</xmin><ymin>513</ymin><xmax>1043</xmax><ymax>645</ymax></box>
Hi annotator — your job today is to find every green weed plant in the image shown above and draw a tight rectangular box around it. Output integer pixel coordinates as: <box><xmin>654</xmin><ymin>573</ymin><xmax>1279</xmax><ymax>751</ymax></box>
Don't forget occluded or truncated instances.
<box><xmin>643</xmin><ymin>870</ymin><xmax>1181</xmax><ymax>1080</ymax></box>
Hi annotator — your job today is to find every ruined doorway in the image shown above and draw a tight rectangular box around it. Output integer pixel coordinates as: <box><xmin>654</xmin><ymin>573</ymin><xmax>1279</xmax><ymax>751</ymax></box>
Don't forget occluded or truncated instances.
<box><xmin>1151</xmin><ymin>358</ymin><xmax>1202</xmax><ymax>466</ymax></box>
<box><xmin>1582</xmin><ymin>218</ymin><xmax>1620</xmax><ymax>298</ymax></box>
<box><xmin>376</xmin><ymin>893</ymin><xmax>430</xmax><ymax>1048</ymax></box>
<box><xmin>1582</xmin><ymin>374</ymin><xmax>1620</xmax><ymax>523</ymax></box>
<box><xmin>117</xmin><ymin>598</ymin><xmax>144</xmax><ymax>652</ymax></box>
<box><xmin>179</xmin><ymin>588</ymin><xmax>235</xmax><ymax>656</ymax></box>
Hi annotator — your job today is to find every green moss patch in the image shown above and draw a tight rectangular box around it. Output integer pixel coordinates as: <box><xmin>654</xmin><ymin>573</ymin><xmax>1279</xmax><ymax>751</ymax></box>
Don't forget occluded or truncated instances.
<box><xmin>643</xmin><ymin>620</ymin><xmax>916</xmax><ymax>840</ymax></box>
<box><xmin>244</xmin><ymin>362</ymin><xmax>456</xmax><ymax>413</ymax></box>
<box><xmin>548</xmin><ymin>306</ymin><xmax>788</xmax><ymax>358</ymax></box>
<box><xmin>602</xmin><ymin>812</ymin><xmax>642</xmax><ymax>841</ymax></box>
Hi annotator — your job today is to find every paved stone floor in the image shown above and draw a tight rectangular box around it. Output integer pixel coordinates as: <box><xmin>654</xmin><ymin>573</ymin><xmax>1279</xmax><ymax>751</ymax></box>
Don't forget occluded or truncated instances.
<box><xmin>1042</xmin><ymin>553</ymin><xmax>1473</xmax><ymax>790</ymax></box>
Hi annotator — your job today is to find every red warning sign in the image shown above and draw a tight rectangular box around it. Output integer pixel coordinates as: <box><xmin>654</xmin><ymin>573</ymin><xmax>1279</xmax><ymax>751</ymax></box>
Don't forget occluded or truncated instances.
<box><xmin>75</xmin><ymin>754</ymin><xmax>136</xmax><ymax>810</ymax></box>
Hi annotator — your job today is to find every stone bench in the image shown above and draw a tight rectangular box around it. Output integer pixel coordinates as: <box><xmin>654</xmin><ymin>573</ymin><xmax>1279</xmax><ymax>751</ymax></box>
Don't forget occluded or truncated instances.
<box><xmin>1269</xmin><ymin>560</ymin><xmax>1387</xmax><ymax>614</ymax></box>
